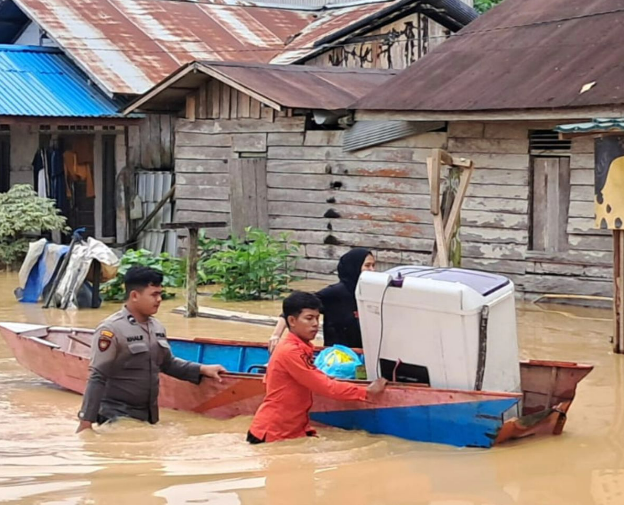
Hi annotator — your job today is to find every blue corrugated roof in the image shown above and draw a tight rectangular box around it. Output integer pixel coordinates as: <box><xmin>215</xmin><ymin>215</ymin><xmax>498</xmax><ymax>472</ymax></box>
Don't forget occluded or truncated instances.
<box><xmin>0</xmin><ymin>44</ymin><xmax>125</xmax><ymax>118</ymax></box>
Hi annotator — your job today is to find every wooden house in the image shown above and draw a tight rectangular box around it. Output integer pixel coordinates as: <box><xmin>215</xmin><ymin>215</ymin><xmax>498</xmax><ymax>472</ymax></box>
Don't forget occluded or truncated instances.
<box><xmin>353</xmin><ymin>0</ymin><xmax>624</xmax><ymax>299</ymax></box>
<box><xmin>124</xmin><ymin>62</ymin><xmax>454</xmax><ymax>277</ymax></box>
<box><xmin>0</xmin><ymin>0</ymin><xmax>476</xmax><ymax>250</ymax></box>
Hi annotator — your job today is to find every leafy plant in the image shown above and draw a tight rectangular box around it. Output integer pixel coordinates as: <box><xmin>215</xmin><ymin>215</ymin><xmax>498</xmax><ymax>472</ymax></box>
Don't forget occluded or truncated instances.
<box><xmin>100</xmin><ymin>249</ymin><xmax>185</xmax><ymax>301</ymax></box>
<box><xmin>197</xmin><ymin>231</ymin><xmax>224</xmax><ymax>285</ymax></box>
<box><xmin>201</xmin><ymin>228</ymin><xmax>300</xmax><ymax>301</ymax></box>
<box><xmin>0</xmin><ymin>185</ymin><xmax>69</xmax><ymax>268</ymax></box>
<box><xmin>474</xmin><ymin>0</ymin><xmax>504</xmax><ymax>13</ymax></box>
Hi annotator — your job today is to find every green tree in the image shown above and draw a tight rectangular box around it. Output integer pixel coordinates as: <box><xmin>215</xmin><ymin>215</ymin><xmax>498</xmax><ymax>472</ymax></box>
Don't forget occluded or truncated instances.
<box><xmin>0</xmin><ymin>185</ymin><xmax>68</xmax><ymax>268</ymax></box>
<box><xmin>474</xmin><ymin>0</ymin><xmax>505</xmax><ymax>14</ymax></box>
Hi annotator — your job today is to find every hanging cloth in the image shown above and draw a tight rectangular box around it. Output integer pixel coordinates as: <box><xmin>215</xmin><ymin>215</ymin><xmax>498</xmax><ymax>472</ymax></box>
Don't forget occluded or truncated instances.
<box><xmin>32</xmin><ymin>149</ymin><xmax>50</xmax><ymax>198</ymax></box>
<box><xmin>49</xmin><ymin>148</ymin><xmax>68</xmax><ymax>214</ymax></box>
<box><xmin>64</xmin><ymin>150</ymin><xmax>95</xmax><ymax>198</ymax></box>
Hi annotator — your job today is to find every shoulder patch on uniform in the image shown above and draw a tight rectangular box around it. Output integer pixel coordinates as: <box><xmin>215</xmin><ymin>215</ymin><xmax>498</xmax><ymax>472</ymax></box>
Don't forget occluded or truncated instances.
<box><xmin>100</xmin><ymin>329</ymin><xmax>114</xmax><ymax>339</ymax></box>
<box><xmin>98</xmin><ymin>337</ymin><xmax>112</xmax><ymax>352</ymax></box>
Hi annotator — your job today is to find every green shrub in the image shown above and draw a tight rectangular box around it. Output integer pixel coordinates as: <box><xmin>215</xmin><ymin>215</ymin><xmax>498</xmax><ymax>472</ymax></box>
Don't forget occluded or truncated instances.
<box><xmin>0</xmin><ymin>185</ymin><xmax>69</xmax><ymax>268</ymax></box>
<box><xmin>100</xmin><ymin>249</ymin><xmax>185</xmax><ymax>301</ymax></box>
<box><xmin>201</xmin><ymin>228</ymin><xmax>300</xmax><ymax>301</ymax></box>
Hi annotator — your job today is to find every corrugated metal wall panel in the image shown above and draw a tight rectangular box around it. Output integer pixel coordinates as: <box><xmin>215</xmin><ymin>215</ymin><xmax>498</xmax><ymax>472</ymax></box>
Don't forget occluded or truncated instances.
<box><xmin>343</xmin><ymin>120</ymin><xmax>445</xmax><ymax>151</ymax></box>
<box><xmin>136</xmin><ymin>170</ymin><xmax>176</xmax><ymax>255</ymax></box>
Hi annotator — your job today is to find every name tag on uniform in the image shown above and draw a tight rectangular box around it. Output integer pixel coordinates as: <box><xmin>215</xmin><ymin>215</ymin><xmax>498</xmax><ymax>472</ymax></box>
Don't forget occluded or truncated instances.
<box><xmin>127</xmin><ymin>335</ymin><xmax>143</xmax><ymax>342</ymax></box>
<box><xmin>155</xmin><ymin>332</ymin><xmax>166</xmax><ymax>339</ymax></box>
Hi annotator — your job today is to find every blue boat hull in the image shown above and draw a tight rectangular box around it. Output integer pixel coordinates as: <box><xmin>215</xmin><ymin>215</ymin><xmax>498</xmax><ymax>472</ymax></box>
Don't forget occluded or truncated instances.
<box><xmin>168</xmin><ymin>337</ymin><xmax>519</xmax><ymax>448</ymax></box>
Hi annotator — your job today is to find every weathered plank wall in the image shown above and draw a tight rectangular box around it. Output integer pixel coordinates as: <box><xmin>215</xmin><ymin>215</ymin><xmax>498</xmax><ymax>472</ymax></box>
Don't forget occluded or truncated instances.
<box><xmin>447</xmin><ymin>121</ymin><xmax>611</xmax><ymax>299</ymax></box>
<box><xmin>265</xmin><ymin>129</ymin><xmax>447</xmax><ymax>278</ymax></box>
<box><xmin>191</xmin><ymin>80</ymin><xmax>266</xmax><ymax>121</ymax></box>
<box><xmin>173</xmin><ymin>83</ymin><xmax>609</xmax><ymax>298</ymax></box>
<box><xmin>270</xmin><ymin>121</ymin><xmax>610</xmax><ymax>296</ymax></box>
<box><xmin>306</xmin><ymin>12</ymin><xmax>449</xmax><ymax>70</ymax></box>
<box><xmin>174</xmin><ymin>81</ymin><xmax>306</xmax><ymax>241</ymax></box>
<box><xmin>127</xmin><ymin>114</ymin><xmax>175</xmax><ymax>170</ymax></box>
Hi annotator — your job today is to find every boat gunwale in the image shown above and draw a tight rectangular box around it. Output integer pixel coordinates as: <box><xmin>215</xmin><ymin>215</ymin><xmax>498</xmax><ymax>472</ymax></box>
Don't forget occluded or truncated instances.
<box><xmin>0</xmin><ymin>325</ymin><xmax>528</xmax><ymax>401</ymax></box>
<box><xmin>2</xmin><ymin>325</ymin><xmax>597</xmax><ymax>371</ymax></box>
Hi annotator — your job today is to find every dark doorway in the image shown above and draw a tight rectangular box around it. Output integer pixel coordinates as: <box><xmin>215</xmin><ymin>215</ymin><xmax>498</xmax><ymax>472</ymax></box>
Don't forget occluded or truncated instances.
<box><xmin>0</xmin><ymin>134</ymin><xmax>9</xmax><ymax>193</ymax></box>
<box><xmin>102</xmin><ymin>135</ymin><xmax>116</xmax><ymax>238</ymax></box>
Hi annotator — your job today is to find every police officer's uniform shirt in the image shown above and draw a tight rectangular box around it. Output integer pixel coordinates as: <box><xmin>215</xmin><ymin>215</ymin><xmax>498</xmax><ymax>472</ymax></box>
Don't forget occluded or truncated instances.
<box><xmin>78</xmin><ymin>306</ymin><xmax>201</xmax><ymax>424</ymax></box>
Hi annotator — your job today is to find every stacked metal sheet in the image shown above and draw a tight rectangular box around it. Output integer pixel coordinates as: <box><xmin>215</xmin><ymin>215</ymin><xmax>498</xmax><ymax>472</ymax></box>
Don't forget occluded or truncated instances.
<box><xmin>136</xmin><ymin>171</ymin><xmax>177</xmax><ymax>255</ymax></box>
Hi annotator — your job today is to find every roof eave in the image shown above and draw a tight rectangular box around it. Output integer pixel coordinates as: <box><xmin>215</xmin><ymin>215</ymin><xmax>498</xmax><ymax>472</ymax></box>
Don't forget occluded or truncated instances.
<box><xmin>355</xmin><ymin>106</ymin><xmax>624</xmax><ymax>122</ymax></box>
<box><xmin>123</xmin><ymin>61</ymin><xmax>286</xmax><ymax>116</ymax></box>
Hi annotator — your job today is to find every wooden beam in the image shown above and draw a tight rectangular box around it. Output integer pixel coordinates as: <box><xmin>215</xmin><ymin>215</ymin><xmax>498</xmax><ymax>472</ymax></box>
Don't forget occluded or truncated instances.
<box><xmin>186</xmin><ymin>94</ymin><xmax>196</xmax><ymax>121</ymax></box>
<box><xmin>355</xmin><ymin>107</ymin><xmax>624</xmax><ymax>122</ymax></box>
<box><xmin>161</xmin><ymin>221</ymin><xmax>227</xmax><ymax>230</ymax></box>
<box><xmin>429</xmin><ymin>151</ymin><xmax>441</xmax><ymax>215</ymax></box>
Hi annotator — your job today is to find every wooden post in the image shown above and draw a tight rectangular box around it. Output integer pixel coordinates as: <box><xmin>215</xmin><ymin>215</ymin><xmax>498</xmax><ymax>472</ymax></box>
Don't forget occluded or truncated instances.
<box><xmin>614</xmin><ymin>231</ymin><xmax>624</xmax><ymax>353</ymax></box>
<box><xmin>161</xmin><ymin>221</ymin><xmax>227</xmax><ymax>318</ymax></box>
<box><xmin>427</xmin><ymin>155</ymin><xmax>449</xmax><ymax>267</ymax></box>
<box><xmin>427</xmin><ymin>149</ymin><xmax>474</xmax><ymax>268</ymax></box>
<box><xmin>186</xmin><ymin>227</ymin><xmax>199</xmax><ymax>317</ymax></box>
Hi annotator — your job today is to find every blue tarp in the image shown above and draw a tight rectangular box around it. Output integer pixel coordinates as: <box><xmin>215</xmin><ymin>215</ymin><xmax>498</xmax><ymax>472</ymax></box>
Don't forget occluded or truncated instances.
<box><xmin>17</xmin><ymin>240</ymin><xmax>69</xmax><ymax>303</ymax></box>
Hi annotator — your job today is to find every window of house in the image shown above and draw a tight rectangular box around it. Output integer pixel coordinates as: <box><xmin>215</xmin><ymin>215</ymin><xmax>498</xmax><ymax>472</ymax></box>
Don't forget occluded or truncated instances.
<box><xmin>529</xmin><ymin>130</ymin><xmax>572</xmax><ymax>253</ymax></box>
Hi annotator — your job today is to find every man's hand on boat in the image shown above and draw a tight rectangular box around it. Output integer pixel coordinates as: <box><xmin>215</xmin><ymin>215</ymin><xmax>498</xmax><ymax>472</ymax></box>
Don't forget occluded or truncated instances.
<box><xmin>366</xmin><ymin>378</ymin><xmax>387</xmax><ymax>400</ymax></box>
<box><xmin>200</xmin><ymin>364</ymin><xmax>227</xmax><ymax>382</ymax></box>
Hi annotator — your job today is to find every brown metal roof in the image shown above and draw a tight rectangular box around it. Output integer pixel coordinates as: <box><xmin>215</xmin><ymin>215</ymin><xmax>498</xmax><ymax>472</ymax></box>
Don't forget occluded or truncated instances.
<box><xmin>124</xmin><ymin>61</ymin><xmax>399</xmax><ymax>113</ymax></box>
<box><xmin>354</xmin><ymin>0</ymin><xmax>624</xmax><ymax>114</ymax></box>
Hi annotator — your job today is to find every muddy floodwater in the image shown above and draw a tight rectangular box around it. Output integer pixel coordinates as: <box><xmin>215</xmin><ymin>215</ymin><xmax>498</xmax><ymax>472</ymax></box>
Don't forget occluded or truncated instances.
<box><xmin>1</xmin><ymin>271</ymin><xmax>623</xmax><ymax>504</ymax></box>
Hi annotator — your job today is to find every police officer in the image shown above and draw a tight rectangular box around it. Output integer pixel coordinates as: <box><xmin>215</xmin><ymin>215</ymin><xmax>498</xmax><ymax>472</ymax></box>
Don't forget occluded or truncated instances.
<box><xmin>76</xmin><ymin>266</ymin><xmax>226</xmax><ymax>433</ymax></box>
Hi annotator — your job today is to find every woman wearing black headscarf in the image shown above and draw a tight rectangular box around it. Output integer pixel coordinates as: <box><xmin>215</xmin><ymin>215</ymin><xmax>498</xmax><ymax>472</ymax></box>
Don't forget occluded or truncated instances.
<box><xmin>268</xmin><ymin>248</ymin><xmax>376</xmax><ymax>352</ymax></box>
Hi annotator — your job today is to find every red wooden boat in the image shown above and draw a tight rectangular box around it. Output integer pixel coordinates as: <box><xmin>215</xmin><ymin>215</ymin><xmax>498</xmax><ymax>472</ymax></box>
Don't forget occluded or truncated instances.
<box><xmin>0</xmin><ymin>323</ymin><xmax>592</xmax><ymax>448</ymax></box>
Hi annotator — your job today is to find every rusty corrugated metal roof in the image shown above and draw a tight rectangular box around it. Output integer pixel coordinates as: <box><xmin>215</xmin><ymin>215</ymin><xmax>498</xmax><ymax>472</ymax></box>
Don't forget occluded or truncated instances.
<box><xmin>125</xmin><ymin>60</ymin><xmax>398</xmax><ymax>112</ymax></box>
<box><xmin>354</xmin><ymin>0</ymin><xmax>624</xmax><ymax>114</ymax></box>
<box><xmin>13</xmin><ymin>0</ymin><xmax>314</xmax><ymax>95</ymax></box>
<box><xmin>11</xmin><ymin>0</ymin><xmax>475</xmax><ymax>97</ymax></box>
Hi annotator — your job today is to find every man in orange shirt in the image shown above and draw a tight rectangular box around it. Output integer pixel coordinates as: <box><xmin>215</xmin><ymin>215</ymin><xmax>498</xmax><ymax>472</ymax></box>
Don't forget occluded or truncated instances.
<box><xmin>248</xmin><ymin>291</ymin><xmax>386</xmax><ymax>443</ymax></box>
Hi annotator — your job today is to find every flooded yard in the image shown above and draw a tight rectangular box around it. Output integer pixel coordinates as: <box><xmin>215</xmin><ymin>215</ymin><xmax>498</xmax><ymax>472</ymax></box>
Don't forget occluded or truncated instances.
<box><xmin>0</xmin><ymin>272</ymin><xmax>622</xmax><ymax>505</ymax></box>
